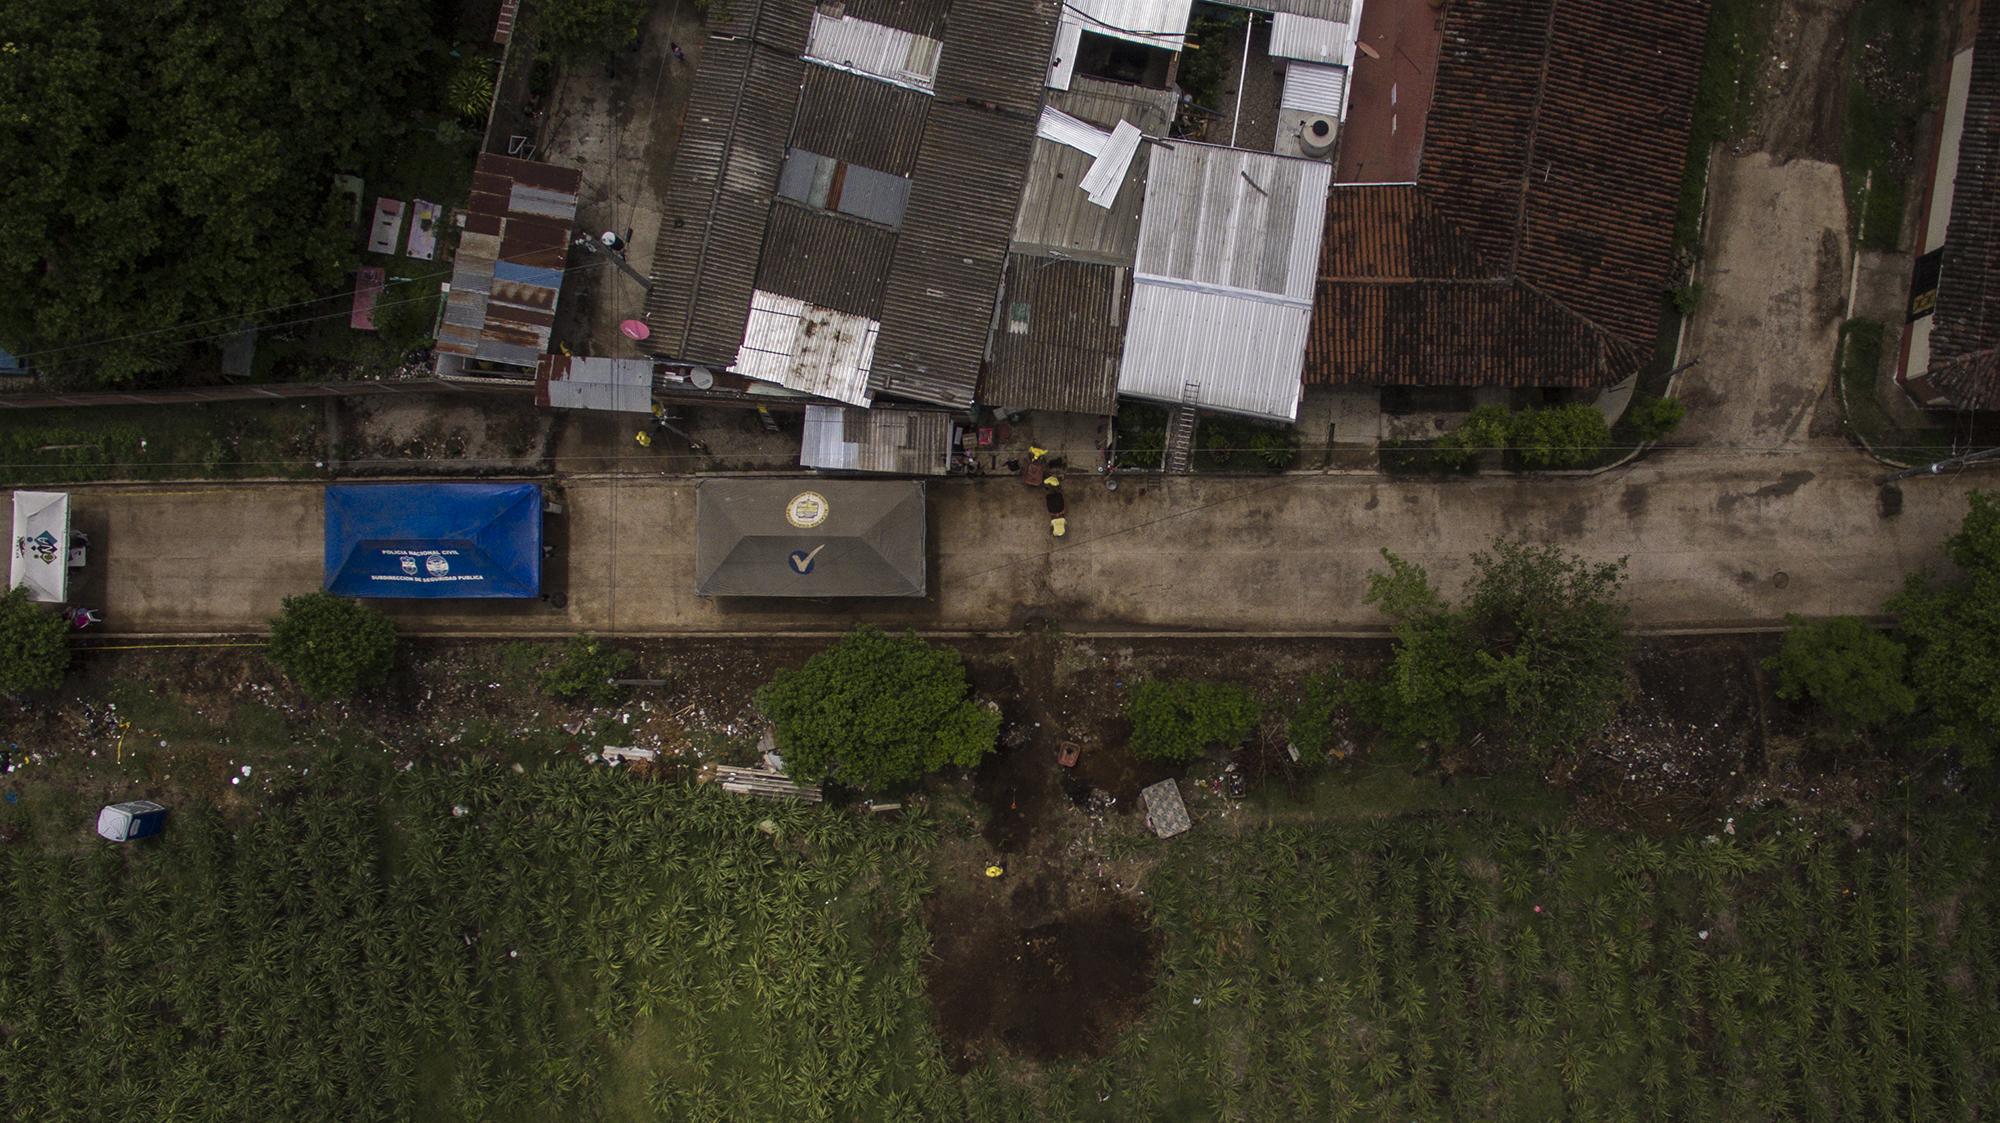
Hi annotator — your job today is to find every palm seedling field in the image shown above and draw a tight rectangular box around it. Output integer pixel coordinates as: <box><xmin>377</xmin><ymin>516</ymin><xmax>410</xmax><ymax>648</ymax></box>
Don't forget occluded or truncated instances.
<box><xmin>2</xmin><ymin>749</ymin><xmax>1995</xmax><ymax>1121</ymax></box>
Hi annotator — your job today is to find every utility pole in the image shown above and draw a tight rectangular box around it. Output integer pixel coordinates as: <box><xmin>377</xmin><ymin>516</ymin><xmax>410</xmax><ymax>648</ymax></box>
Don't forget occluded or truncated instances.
<box><xmin>571</xmin><ymin>233</ymin><xmax>653</xmax><ymax>291</ymax></box>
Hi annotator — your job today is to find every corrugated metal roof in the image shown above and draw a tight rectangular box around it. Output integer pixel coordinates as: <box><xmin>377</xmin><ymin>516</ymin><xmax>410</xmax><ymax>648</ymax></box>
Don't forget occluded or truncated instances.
<box><xmin>736</xmin><ymin>289</ymin><xmax>880</xmax><ymax>406</ymax></box>
<box><xmin>1115</xmin><ymin>282</ymin><xmax>1310</xmax><ymax>420</ymax></box>
<box><xmin>755</xmin><ymin>203</ymin><xmax>896</xmax><ymax>316</ymax></box>
<box><xmin>436</xmin><ymin>153</ymin><xmax>582</xmax><ymax>368</ymax></box>
<box><xmin>1931</xmin><ymin>0</ymin><xmax>2000</xmax><ymax>396</ymax></box>
<box><xmin>983</xmin><ymin>255</ymin><xmax>1127</xmax><ymax>414</ymax></box>
<box><xmin>644</xmin><ymin>37</ymin><xmax>806</xmax><ymax>366</ymax></box>
<box><xmin>1080</xmin><ymin>121</ymin><xmax>1143</xmax><ymax>206</ymax></box>
<box><xmin>1048</xmin><ymin>16</ymin><xmax>1083</xmax><ymax>90</ymax></box>
<box><xmin>805</xmin><ymin>11</ymin><xmax>942</xmax><ymax>92</ymax></box>
<box><xmin>535</xmin><ymin>355</ymin><xmax>655</xmax><ymax>413</ymax></box>
<box><xmin>840</xmin><ymin>0</ymin><xmax>953</xmax><ymax>38</ymax></box>
<box><xmin>1228</xmin><ymin>0</ymin><xmax>1354</xmax><ymax>20</ymax></box>
<box><xmin>792</xmin><ymin>64</ymin><xmax>932</xmax><ymax>176</ymax></box>
<box><xmin>1013</xmin><ymin>80</ymin><xmax>1178</xmax><ymax>265</ymax></box>
<box><xmin>870</xmin><ymin>103</ymin><xmax>1037</xmax><ymax>407</ymax></box>
<box><xmin>1280</xmin><ymin>61</ymin><xmax>1348</xmax><ymax>117</ymax></box>
<box><xmin>1269</xmin><ymin>12</ymin><xmax>1353</xmax><ymax>63</ymax></box>
<box><xmin>932</xmin><ymin>0</ymin><xmax>1059</xmax><ymax>114</ymax></box>
<box><xmin>1061</xmin><ymin>0</ymin><xmax>1192</xmax><ymax>50</ymax></box>
<box><xmin>1038</xmin><ymin>106</ymin><xmax>1110</xmax><ymax>155</ymax></box>
<box><xmin>799</xmin><ymin>403</ymin><xmax>954</xmax><ymax>473</ymax></box>
<box><xmin>1134</xmin><ymin>140</ymin><xmax>1329</xmax><ymax>299</ymax></box>
<box><xmin>775</xmin><ymin>150</ymin><xmax>912</xmax><ymax>225</ymax></box>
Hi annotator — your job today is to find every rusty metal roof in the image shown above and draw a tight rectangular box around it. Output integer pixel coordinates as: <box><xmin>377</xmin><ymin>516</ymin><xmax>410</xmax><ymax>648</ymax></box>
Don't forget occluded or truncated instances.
<box><xmin>982</xmin><ymin>255</ymin><xmax>1127</xmax><ymax>414</ymax></box>
<box><xmin>436</xmin><ymin>153</ymin><xmax>583</xmax><ymax>368</ymax></box>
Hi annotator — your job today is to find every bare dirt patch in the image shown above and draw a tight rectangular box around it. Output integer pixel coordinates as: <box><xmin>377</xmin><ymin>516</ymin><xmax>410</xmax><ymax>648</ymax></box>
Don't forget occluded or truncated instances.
<box><xmin>1744</xmin><ymin>0</ymin><xmax>1856</xmax><ymax>162</ymax></box>
<box><xmin>924</xmin><ymin>887</ymin><xmax>1158</xmax><ymax>1071</ymax></box>
<box><xmin>338</xmin><ymin>395</ymin><xmax>551</xmax><ymax>471</ymax></box>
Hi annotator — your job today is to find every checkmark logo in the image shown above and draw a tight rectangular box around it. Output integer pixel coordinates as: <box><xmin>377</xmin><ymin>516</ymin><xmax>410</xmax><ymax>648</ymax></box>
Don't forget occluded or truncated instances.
<box><xmin>789</xmin><ymin>544</ymin><xmax>826</xmax><ymax>574</ymax></box>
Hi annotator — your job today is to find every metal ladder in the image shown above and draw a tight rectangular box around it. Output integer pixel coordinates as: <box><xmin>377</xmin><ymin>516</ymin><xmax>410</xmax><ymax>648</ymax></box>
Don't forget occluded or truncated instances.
<box><xmin>1164</xmin><ymin>381</ymin><xmax>1200</xmax><ymax>473</ymax></box>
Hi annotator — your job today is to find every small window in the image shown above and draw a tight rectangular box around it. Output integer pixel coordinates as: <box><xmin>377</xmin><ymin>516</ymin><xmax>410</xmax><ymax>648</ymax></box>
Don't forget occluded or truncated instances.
<box><xmin>776</xmin><ymin>148</ymin><xmax>911</xmax><ymax>228</ymax></box>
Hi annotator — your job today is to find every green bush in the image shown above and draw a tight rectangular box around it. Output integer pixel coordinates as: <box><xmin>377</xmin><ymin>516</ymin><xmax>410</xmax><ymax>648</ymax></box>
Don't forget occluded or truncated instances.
<box><xmin>1669</xmin><ymin>282</ymin><xmax>1704</xmax><ymax>315</ymax></box>
<box><xmin>448</xmin><ymin>57</ymin><xmax>495</xmax><ymax>121</ymax></box>
<box><xmin>1765</xmin><ymin>615</ymin><xmax>1915</xmax><ymax>734</ymax></box>
<box><xmin>755</xmin><ymin>627</ymin><xmax>998</xmax><ymax>791</ymax></box>
<box><xmin>1889</xmin><ymin>491</ymin><xmax>2000</xmax><ymax>766</ymax></box>
<box><xmin>266</xmin><ymin>592</ymin><xmax>398</xmax><ymax>701</ymax></box>
<box><xmin>1125</xmin><ymin>679</ymin><xmax>1261</xmax><ymax>762</ymax></box>
<box><xmin>0</xmin><ymin>587</ymin><xmax>69</xmax><ymax>695</ymax></box>
<box><xmin>540</xmin><ymin>635</ymin><xmax>637</xmax><ymax>706</ymax></box>
<box><xmin>1363</xmin><ymin>542</ymin><xmax>1630</xmax><ymax>758</ymax></box>
<box><xmin>1287</xmin><ymin>669</ymin><xmax>1366</xmax><ymax>759</ymax></box>
<box><xmin>1625</xmin><ymin>396</ymin><xmax>1687</xmax><ymax>442</ymax></box>
<box><xmin>1507</xmin><ymin>403</ymin><xmax>1611</xmax><ymax>470</ymax></box>
<box><xmin>1249</xmin><ymin>430</ymin><xmax>1299</xmax><ymax>471</ymax></box>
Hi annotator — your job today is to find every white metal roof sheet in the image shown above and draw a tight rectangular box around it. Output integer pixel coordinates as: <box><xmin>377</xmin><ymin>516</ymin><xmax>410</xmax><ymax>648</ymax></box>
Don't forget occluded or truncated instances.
<box><xmin>1280</xmin><ymin>61</ymin><xmax>1348</xmax><ymax>118</ymax></box>
<box><xmin>799</xmin><ymin>404</ymin><xmax>954</xmax><ymax>474</ymax></box>
<box><xmin>735</xmin><ymin>290</ymin><xmax>879</xmax><ymax>406</ymax></box>
<box><xmin>1063</xmin><ymin>0</ymin><xmax>1193</xmax><ymax>50</ymax></box>
<box><xmin>1037</xmin><ymin>105</ymin><xmax>1111</xmax><ymax>156</ymax></box>
<box><xmin>1047</xmin><ymin>15</ymin><xmax>1083</xmax><ymax>90</ymax></box>
<box><xmin>1133</xmin><ymin>141</ymin><xmax>1331</xmax><ymax>300</ymax></box>
<box><xmin>1079</xmin><ymin>120</ymin><xmax>1144</xmax><ymax>207</ymax></box>
<box><xmin>1269</xmin><ymin>13</ymin><xmax>1353</xmax><ymax>63</ymax></box>
<box><xmin>543</xmin><ymin>356</ymin><xmax>654</xmax><ymax>413</ymax></box>
<box><xmin>806</xmin><ymin>12</ymin><xmax>942</xmax><ymax>93</ymax></box>
<box><xmin>1115</xmin><ymin>281</ymin><xmax>1308</xmax><ymax>421</ymax></box>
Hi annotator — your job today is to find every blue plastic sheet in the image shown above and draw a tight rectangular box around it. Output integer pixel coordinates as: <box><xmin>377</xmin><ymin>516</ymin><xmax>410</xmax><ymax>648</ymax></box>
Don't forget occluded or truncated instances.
<box><xmin>324</xmin><ymin>483</ymin><xmax>542</xmax><ymax>599</ymax></box>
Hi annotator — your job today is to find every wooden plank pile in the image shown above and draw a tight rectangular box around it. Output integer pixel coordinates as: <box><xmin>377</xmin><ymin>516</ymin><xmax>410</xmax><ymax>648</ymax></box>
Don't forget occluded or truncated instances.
<box><xmin>701</xmin><ymin>764</ymin><xmax>824</xmax><ymax>803</ymax></box>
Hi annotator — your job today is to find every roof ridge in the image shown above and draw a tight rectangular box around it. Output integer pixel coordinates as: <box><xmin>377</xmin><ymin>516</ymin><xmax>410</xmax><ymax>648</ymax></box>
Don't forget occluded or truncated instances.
<box><xmin>1510</xmin><ymin>275</ymin><xmax>1640</xmax><ymax>355</ymax></box>
<box><xmin>1506</xmin><ymin>0</ymin><xmax>1562</xmax><ymax>274</ymax></box>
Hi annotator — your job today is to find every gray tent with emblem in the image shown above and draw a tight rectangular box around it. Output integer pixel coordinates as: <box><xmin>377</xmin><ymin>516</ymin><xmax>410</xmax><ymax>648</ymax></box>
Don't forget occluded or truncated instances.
<box><xmin>694</xmin><ymin>479</ymin><xmax>926</xmax><ymax>597</ymax></box>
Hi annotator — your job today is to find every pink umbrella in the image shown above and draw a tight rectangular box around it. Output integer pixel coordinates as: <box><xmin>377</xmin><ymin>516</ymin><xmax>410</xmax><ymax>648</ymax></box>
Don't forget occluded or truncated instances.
<box><xmin>620</xmin><ymin>319</ymin><xmax>651</xmax><ymax>341</ymax></box>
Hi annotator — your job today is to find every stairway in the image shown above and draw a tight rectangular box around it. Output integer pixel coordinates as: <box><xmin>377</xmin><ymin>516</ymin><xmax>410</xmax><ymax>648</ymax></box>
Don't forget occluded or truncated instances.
<box><xmin>1164</xmin><ymin>381</ymin><xmax>1200</xmax><ymax>473</ymax></box>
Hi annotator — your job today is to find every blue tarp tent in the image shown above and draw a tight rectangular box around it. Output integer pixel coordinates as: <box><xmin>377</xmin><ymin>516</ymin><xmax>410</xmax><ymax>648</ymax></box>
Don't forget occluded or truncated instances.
<box><xmin>324</xmin><ymin>483</ymin><xmax>542</xmax><ymax>599</ymax></box>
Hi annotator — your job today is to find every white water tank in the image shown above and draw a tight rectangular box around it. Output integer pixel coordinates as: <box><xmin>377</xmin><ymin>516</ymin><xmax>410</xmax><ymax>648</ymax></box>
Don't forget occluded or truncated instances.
<box><xmin>1299</xmin><ymin>116</ymin><xmax>1337</xmax><ymax>159</ymax></box>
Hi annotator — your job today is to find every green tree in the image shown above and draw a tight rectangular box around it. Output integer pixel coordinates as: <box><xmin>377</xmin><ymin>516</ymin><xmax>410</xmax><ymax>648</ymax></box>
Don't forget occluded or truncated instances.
<box><xmin>0</xmin><ymin>587</ymin><xmax>69</xmax><ymax>695</ymax></box>
<box><xmin>266</xmin><ymin>592</ymin><xmax>397</xmax><ymax>701</ymax></box>
<box><xmin>1626</xmin><ymin>396</ymin><xmax>1687</xmax><ymax>442</ymax></box>
<box><xmin>1889</xmin><ymin>491</ymin><xmax>2000</xmax><ymax>766</ymax></box>
<box><xmin>1125</xmin><ymin>679</ymin><xmax>1261</xmax><ymax>762</ymax></box>
<box><xmin>755</xmin><ymin>628</ymin><xmax>997</xmax><ymax>790</ymax></box>
<box><xmin>540</xmin><ymin>634</ymin><xmax>636</xmax><ymax>706</ymax></box>
<box><xmin>1463</xmin><ymin>541</ymin><xmax>1630</xmax><ymax>756</ymax></box>
<box><xmin>0</xmin><ymin>0</ymin><xmax>440</xmax><ymax>383</ymax></box>
<box><xmin>1362</xmin><ymin>543</ymin><xmax>1629</xmax><ymax>758</ymax></box>
<box><xmin>535</xmin><ymin>0</ymin><xmax>645</xmax><ymax>64</ymax></box>
<box><xmin>1287</xmin><ymin>668</ymin><xmax>1364</xmax><ymax>759</ymax></box>
<box><xmin>1508</xmin><ymin>404</ymin><xmax>1611</xmax><ymax>469</ymax></box>
<box><xmin>1764</xmin><ymin>615</ymin><xmax>1915</xmax><ymax>734</ymax></box>
<box><xmin>1365</xmin><ymin>550</ymin><xmax>1484</xmax><ymax>747</ymax></box>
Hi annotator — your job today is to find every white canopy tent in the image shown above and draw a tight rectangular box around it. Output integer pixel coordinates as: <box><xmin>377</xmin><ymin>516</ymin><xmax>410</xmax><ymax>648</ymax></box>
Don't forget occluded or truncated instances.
<box><xmin>10</xmin><ymin>491</ymin><xmax>71</xmax><ymax>603</ymax></box>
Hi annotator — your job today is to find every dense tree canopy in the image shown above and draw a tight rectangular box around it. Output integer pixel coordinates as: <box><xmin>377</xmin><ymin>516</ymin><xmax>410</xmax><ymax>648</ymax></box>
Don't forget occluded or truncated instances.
<box><xmin>755</xmin><ymin>628</ymin><xmax>998</xmax><ymax>791</ymax></box>
<box><xmin>0</xmin><ymin>587</ymin><xmax>68</xmax><ymax>695</ymax></box>
<box><xmin>267</xmin><ymin>592</ymin><xmax>398</xmax><ymax>701</ymax></box>
<box><xmin>1890</xmin><ymin>490</ymin><xmax>2000</xmax><ymax>767</ymax></box>
<box><xmin>534</xmin><ymin>0</ymin><xmax>645</xmax><ymax>63</ymax></box>
<box><xmin>1362</xmin><ymin>542</ymin><xmax>1630</xmax><ymax>758</ymax></box>
<box><xmin>1765</xmin><ymin>615</ymin><xmax>1915</xmax><ymax>735</ymax></box>
<box><xmin>0</xmin><ymin>0</ymin><xmax>443</xmax><ymax>382</ymax></box>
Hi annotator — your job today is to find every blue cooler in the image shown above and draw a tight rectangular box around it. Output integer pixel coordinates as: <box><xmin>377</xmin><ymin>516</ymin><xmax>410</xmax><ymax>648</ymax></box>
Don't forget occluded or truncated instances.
<box><xmin>96</xmin><ymin>800</ymin><xmax>168</xmax><ymax>842</ymax></box>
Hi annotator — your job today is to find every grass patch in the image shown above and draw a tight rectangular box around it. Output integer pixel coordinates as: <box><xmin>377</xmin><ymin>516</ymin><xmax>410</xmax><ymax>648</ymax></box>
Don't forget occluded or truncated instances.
<box><xmin>1843</xmin><ymin>0</ymin><xmax>1943</xmax><ymax>250</ymax></box>
<box><xmin>1676</xmin><ymin>0</ymin><xmax>1780</xmax><ymax>254</ymax></box>
<box><xmin>0</xmin><ymin>400</ymin><xmax>328</xmax><ymax>485</ymax></box>
<box><xmin>1837</xmin><ymin>318</ymin><xmax>1962</xmax><ymax>463</ymax></box>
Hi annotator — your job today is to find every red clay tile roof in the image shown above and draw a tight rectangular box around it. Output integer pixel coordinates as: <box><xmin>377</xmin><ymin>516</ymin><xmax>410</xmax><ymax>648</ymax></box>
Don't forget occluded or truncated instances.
<box><xmin>1929</xmin><ymin>1</ymin><xmax>2000</xmax><ymax>409</ymax></box>
<box><xmin>1307</xmin><ymin>0</ymin><xmax>1707</xmax><ymax>388</ymax></box>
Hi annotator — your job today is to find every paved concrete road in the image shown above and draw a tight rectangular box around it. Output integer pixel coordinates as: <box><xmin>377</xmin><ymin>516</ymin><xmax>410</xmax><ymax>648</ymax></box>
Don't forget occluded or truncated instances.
<box><xmin>35</xmin><ymin>452</ymin><xmax>1992</xmax><ymax>635</ymax></box>
<box><xmin>1677</xmin><ymin>153</ymin><xmax>1850</xmax><ymax>449</ymax></box>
